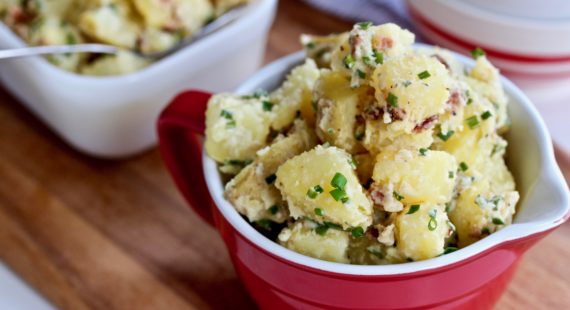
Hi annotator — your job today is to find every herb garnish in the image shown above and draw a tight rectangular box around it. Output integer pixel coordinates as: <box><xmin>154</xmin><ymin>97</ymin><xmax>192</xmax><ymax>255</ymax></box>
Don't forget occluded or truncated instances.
<box><xmin>418</xmin><ymin>70</ymin><xmax>431</xmax><ymax>79</ymax></box>
<box><xmin>407</xmin><ymin>204</ymin><xmax>420</xmax><ymax>215</ymax></box>
<box><xmin>387</xmin><ymin>92</ymin><xmax>398</xmax><ymax>107</ymax></box>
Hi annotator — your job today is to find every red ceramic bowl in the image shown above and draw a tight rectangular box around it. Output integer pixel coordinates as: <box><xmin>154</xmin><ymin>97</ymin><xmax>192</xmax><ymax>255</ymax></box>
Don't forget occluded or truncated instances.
<box><xmin>157</xmin><ymin>51</ymin><xmax>570</xmax><ymax>309</ymax></box>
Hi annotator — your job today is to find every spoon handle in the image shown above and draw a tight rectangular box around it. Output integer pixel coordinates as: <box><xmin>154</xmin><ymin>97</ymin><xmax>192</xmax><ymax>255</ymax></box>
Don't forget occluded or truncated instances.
<box><xmin>0</xmin><ymin>44</ymin><xmax>118</xmax><ymax>60</ymax></box>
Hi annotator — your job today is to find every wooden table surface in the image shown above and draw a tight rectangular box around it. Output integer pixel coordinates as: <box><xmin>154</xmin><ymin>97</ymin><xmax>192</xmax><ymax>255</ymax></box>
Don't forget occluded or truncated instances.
<box><xmin>1</xmin><ymin>1</ymin><xmax>569</xmax><ymax>309</ymax></box>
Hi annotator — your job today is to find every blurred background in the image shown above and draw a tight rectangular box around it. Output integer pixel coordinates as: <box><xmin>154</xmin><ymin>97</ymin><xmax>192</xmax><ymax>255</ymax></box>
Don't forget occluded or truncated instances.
<box><xmin>0</xmin><ymin>0</ymin><xmax>569</xmax><ymax>309</ymax></box>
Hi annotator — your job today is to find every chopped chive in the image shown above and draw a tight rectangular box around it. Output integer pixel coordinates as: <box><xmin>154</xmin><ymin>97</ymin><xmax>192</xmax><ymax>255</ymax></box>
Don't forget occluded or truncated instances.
<box><xmin>437</xmin><ymin>130</ymin><xmax>454</xmax><ymax>141</ymax></box>
<box><xmin>443</xmin><ymin>247</ymin><xmax>458</xmax><ymax>254</ymax></box>
<box><xmin>362</xmin><ymin>55</ymin><xmax>371</xmax><ymax>64</ymax></box>
<box><xmin>351</xmin><ymin>226</ymin><xmax>365</xmax><ymax>237</ymax></box>
<box><xmin>402</xmin><ymin>80</ymin><xmax>412</xmax><ymax>87</ymax></box>
<box><xmin>255</xmin><ymin>219</ymin><xmax>272</xmax><ymax>230</ymax></box>
<box><xmin>65</xmin><ymin>33</ymin><xmax>76</xmax><ymax>45</ymax></box>
<box><xmin>471</xmin><ymin>47</ymin><xmax>486</xmax><ymax>59</ymax></box>
<box><xmin>407</xmin><ymin>204</ymin><xmax>420</xmax><ymax>215</ymax></box>
<box><xmin>492</xmin><ymin>217</ymin><xmax>505</xmax><ymax>225</ymax></box>
<box><xmin>307</xmin><ymin>188</ymin><xmax>318</xmax><ymax>199</ymax></box>
<box><xmin>315</xmin><ymin>225</ymin><xmax>329</xmax><ymax>236</ymax></box>
<box><xmin>466</xmin><ymin>115</ymin><xmax>479</xmax><ymax>129</ymax></box>
<box><xmin>220</xmin><ymin>109</ymin><xmax>233</xmax><ymax>119</ymax></box>
<box><xmin>392</xmin><ymin>191</ymin><xmax>404</xmax><ymax>201</ymax></box>
<box><xmin>265</xmin><ymin>173</ymin><xmax>276</xmax><ymax>184</ymax></box>
<box><xmin>314</xmin><ymin>185</ymin><xmax>324</xmax><ymax>193</ymax></box>
<box><xmin>344</xmin><ymin>54</ymin><xmax>355</xmax><ymax>69</ymax></box>
<box><xmin>225</xmin><ymin>159</ymin><xmax>252</xmax><ymax>167</ymax></box>
<box><xmin>467</xmin><ymin>97</ymin><xmax>473</xmax><ymax>105</ymax></box>
<box><xmin>314</xmin><ymin>208</ymin><xmax>324</xmax><ymax>216</ymax></box>
<box><xmin>262</xmin><ymin>101</ymin><xmax>273</xmax><ymax>111</ymax></box>
<box><xmin>445</xmin><ymin>202</ymin><xmax>452</xmax><ymax>213</ymax></box>
<box><xmin>357</xmin><ymin>21</ymin><xmax>373</xmax><ymax>30</ymax></box>
<box><xmin>325</xmin><ymin>222</ymin><xmax>343</xmax><ymax>230</ymax></box>
<box><xmin>220</xmin><ymin>109</ymin><xmax>236</xmax><ymax>128</ymax></box>
<box><xmin>387</xmin><ymin>92</ymin><xmax>398</xmax><ymax>107</ymax></box>
<box><xmin>428</xmin><ymin>209</ymin><xmax>438</xmax><ymax>231</ymax></box>
<box><xmin>331</xmin><ymin>173</ymin><xmax>347</xmax><ymax>190</ymax></box>
<box><xmin>448</xmin><ymin>171</ymin><xmax>454</xmax><ymax>179</ymax></box>
<box><xmin>373</xmin><ymin>50</ymin><xmax>384</xmax><ymax>64</ymax></box>
<box><xmin>481</xmin><ymin>110</ymin><xmax>493</xmax><ymax>120</ymax></box>
<box><xmin>357</xmin><ymin>69</ymin><xmax>366</xmax><ymax>79</ymax></box>
<box><xmin>305</xmin><ymin>41</ymin><xmax>315</xmax><ymax>49</ymax></box>
<box><xmin>459</xmin><ymin>162</ymin><xmax>469</xmax><ymax>172</ymax></box>
<box><xmin>418</xmin><ymin>70</ymin><xmax>431</xmax><ymax>79</ymax></box>
<box><xmin>419</xmin><ymin>148</ymin><xmax>428</xmax><ymax>156</ymax></box>
<box><xmin>330</xmin><ymin>188</ymin><xmax>347</xmax><ymax>202</ymax></box>
<box><xmin>269</xmin><ymin>205</ymin><xmax>280</xmax><ymax>215</ymax></box>
<box><xmin>491</xmin><ymin>144</ymin><xmax>504</xmax><ymax>156</ymax></box>
<box><xmin>341</xmin><ymin>196</ymin><xmax>349</xmax><ymax>203</ymax></box>
<box><xmin>481</xmin><ymin>227</ymin><xmax>491</xmax><ymax>235</ymax></box>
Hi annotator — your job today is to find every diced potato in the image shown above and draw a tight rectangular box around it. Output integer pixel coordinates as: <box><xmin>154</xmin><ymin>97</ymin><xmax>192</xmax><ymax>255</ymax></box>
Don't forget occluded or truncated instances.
<box><xmin>466</xmin><ymin>56</ymin><xmax>510</xmax><ymax>132</ymax></box>
<box><xmin>314</xmin><ymin>70</ymin><xmax>366</xmax><ymax>153</ymax></box>
<box><xmin>224</xmin><ymin>120</ymin><xmax>316</xmax><ymax>223</ymax></box>
<box><xmin>363</xmin><ymin>119</ymin><xmax>434</xmax><ymax>154</ymax></box>
<box><xmin>347</xmin><ymin>234</ymin><xmax>403</xmax><ymax>265</ymax></box>
<box><xmin>372</xmin><ymin>149</ymin><xmax>457</xmax><ymax>205</ymax></box>
<box><xmin>278</xmin><ymin>220</ymin><xmax>350</xmax><ymax>263</ymax></box>
<box><xmin>270</xmin><ymin>59</ymin><xmax>320</xmax><ymax>130</ymax></box>
<box><xmin>395</xmin><ymin>203</ymin><xmax>450</xmax><ymax>261</ymax></box>
<box><xmin>133</xmin><ymin>0</ymin><xmax>212</xmax><ymax>33</ymax></box>
<box><xmin>138</xmin><ymin>28</ymin><xmax>179</xmax><ymax>54</ymax></box>
<box><xmin>301</xmin><ymin>33</ymin><xmax>349</xmax><ymax>68</ymax></box>
<box><xmin>80</xmin><ymin>50</ymin><xmax>149</xmax><ymax>76</ymax></box>
<box><xmin>28</xmin><ymin>17</ymin><xmax>84</xmax><ymax>72</ymax></box>
<box><xmin>275</xmin><ymin>146</ymin><xmax>373</xmax><ymax>229</ymax></box>
<box><xmin>450</xmin><ymin>183</ymin><xmax>519</xmax><ymax>247</ymax></box>
<box><xmin>204</xmin><ymin>94</ymin><xmax>272</xmax><ymax>163</ymax></box>
<box><xmin>211</xmin><ymin>0</ymin><xmax>248</xmax><ymax>17</ymax></box>
<box><xmin>330</xmin><ymin>23</ymin><xmax>414</xmax><ymax>87</ymax></box>
<box><xmin>371</xmin><ymin>53</ymin><xmax>451</xmax><ymax>133</ymax></box>
<box><xmin>78</xmin><ymin>4</ymin><xmax>140</xmax><ymax>48</ymax></box>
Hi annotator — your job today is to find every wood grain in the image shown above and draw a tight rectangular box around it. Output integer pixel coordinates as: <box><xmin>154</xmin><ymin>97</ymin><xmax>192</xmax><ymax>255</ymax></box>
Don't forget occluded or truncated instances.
<box><xmin>0</xmin><ymin>0</ymin><xmax>569</xmax><ymax>309</ymax></box>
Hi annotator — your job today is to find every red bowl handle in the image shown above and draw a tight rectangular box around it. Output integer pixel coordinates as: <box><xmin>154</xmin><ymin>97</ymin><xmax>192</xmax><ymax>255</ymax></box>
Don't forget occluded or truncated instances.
<box><xmin>157</xmin><ymin>90</ymin><xmax>215</xmax><ymax>227</ymax></box>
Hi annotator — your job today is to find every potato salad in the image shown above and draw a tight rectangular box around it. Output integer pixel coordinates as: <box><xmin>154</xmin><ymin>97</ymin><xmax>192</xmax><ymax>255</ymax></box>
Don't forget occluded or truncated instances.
<box><xmin>0</xmin><ymin>0</ymin><xmax>248</xmax><ymax>75</ymax></box>
<box><xmin>204</xmin><ymin>22</ymin><xmax>519</xmax><ymax>264</ymax></box>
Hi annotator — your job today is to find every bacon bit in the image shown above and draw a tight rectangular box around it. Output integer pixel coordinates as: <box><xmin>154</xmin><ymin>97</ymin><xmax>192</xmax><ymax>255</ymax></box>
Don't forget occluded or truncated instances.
<box><xmin>9</xmin><ymin>7</ymin><xmax>34</xmax><ymax>25</ymax></box>
<box><xmin>349</xmin><ymin>33</ymin><xmax>362</xmax><ymax>55</ymax></box>
<box><xmin>368</xmin><ymin>183</ymin><xmax>385</xmax><ymax>206</ymax></box>
<box><xmin>369</xmin><ymin>227</ymin><xmax>380</xmax><ymax>238</ymax></box>
<box><xmin>389</xmin><ymin>106</ymin><xmax>405</xmax><ymax>121</ymax></box>
<box><xmin>413</xmin><ymin>115</ymin><xmax>439</xmax><ymax>133</ymax></box>
<box><xmin>374</xmin><ymin>36</ymin><xmax>393</xmax><ymax>50</ymax></box>
<box><xmin>363</xmin><ymin>106</ymin><xmax>383</xmax><ymax>120</ymax></box>
<box><xmin>447</xmin><ymin>90</ymin><xmax>461</xmax><ymax>107</ymax></box>
<box><xmin>432</xmin><ymin>54</ymin><xmax>450</xmax><ymax>70</ymax></box>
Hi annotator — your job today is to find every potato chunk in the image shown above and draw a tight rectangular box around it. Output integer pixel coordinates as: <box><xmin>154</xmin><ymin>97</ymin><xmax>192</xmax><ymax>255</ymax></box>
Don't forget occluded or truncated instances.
<box><xmin>224</xmin><ymin>120</ymin><xmax>316</xmax><ymax>223</ymax></box>
<box><xmin>395</xmin><ymin>203</ymin><xmax>451</xmax><ymax>261</ymax></box>
<box><xmin>314</xmin><ymin>70</ymin><xmax>366</xmax><ymax>153</ymax></box>
<box><xmin>78</xmin><ymin>4</ymin><xmax>140</xmax><ymax>48</ymax></box>
<box><xmin>275</xmin><ymin>146</ymin><xmax>373</xmax><ymax>229</ymax></box>
<box><xmin>278</xmin><ymin>220</ymin><xmax>350</xmax><ymax>263</ymax></box>
<box><xmin>270</xmin><ymin>59</ymin><xmax>320</xmax><ymax>130</ymax></box>
<box><xmin>330</xmin><ymin>23</ymin><xmax>414</xmax><ymax>88</ymax></box>
<box><xmin>205</xmin><ymin>94</ymin><xmax>272</xmax><ymax>163</ymax></box>
<box><xmin>370</xmin><ymin>53</ymin><xmax>451</xmax><ymax>133</ymax></box>
<box><xmin>372</xmin><ymin>149</ymin><xmax>457</xmax><ymax>206</ymax></box>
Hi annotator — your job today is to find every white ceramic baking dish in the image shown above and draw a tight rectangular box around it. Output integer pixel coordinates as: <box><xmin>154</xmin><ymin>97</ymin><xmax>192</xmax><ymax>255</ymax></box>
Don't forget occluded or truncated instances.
<box><xmin>0</xmin><ymin>0</ymin><xmax>277</xmax><ymax>158</ymax></box>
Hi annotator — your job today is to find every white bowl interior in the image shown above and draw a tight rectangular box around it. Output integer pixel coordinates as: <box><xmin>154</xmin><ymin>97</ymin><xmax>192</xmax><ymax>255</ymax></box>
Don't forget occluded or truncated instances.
<box><xmin>203</xmin><ymin>47</ymin><xmax>570</xmax><ymax>276</ymax></box>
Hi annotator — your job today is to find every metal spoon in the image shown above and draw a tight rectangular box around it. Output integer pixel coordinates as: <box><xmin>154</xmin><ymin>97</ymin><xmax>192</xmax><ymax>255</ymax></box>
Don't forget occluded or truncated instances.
<box><xmin>0</xmin><ymin>4</ymin><xmax>247</xmax><ymax>61</ymax></box>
